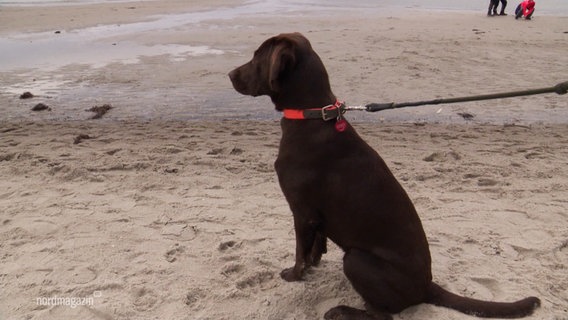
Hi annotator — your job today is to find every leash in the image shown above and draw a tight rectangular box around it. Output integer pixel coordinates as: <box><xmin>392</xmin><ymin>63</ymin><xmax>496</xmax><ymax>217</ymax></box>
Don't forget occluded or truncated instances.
<box><xmin>346</xmin><ymin>81</ymin><xmax>568</xmax><ymax>113</ymax></box>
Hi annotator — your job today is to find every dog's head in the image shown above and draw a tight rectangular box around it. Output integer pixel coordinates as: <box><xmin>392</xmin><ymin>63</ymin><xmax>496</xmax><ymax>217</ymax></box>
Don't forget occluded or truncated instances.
<box><xmin>229</xmin><ymin>32</ymin><xmax>333</xmax><ymax>110</ymax></box>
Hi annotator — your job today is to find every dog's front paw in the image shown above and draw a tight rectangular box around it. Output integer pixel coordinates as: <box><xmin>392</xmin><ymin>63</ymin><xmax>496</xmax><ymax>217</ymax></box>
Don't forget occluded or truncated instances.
<box><xmin>280</xmin><ymin>267</ymin><xmax>303</xmax><ymax>282</ymax></box>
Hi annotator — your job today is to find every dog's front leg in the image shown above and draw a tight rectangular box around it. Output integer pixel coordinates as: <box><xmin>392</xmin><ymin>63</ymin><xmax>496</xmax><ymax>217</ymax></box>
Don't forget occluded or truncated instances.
<box><xmin>281</xmin><ymin>212</ymin><xmax>325</xmax><ymax>282</ymax></box>
<box><xmin>310</xmin><ymin>231</ymin><xmax>327</xmax><ymax>266</ymax></box>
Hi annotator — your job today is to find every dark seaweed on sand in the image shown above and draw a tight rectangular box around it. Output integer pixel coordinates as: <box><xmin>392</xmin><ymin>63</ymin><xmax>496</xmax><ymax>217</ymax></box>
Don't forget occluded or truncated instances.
<box><xmin>87</xmin><ymin>104</ymin><xmax>113</xmax><ymax>119</ymax></box>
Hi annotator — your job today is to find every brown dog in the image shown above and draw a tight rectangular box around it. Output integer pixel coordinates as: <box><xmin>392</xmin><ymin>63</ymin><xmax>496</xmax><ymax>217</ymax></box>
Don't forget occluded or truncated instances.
<box><xmin>229</xmin><ymin>32</ymin><xmax>540</xmax><ymax>320</ymax></box>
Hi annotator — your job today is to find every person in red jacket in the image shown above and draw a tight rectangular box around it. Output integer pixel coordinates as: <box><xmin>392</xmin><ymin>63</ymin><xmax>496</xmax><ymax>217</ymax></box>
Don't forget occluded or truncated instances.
<box><xmin>515</xmin><ymin>0</ymin><xmax>535</xmax><ymax>20</ymax></box>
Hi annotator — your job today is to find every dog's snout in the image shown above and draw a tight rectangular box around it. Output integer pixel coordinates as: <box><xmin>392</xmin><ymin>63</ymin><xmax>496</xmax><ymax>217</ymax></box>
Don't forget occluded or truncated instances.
<box><xmin>228</xmin><ymin>68</ymin><xmax>238</xmax><ymax>82</ymax></box>
<box><xmin>229</xmin><ymin>67</ymin><xmax>250</xmax><ymax>95</ymax></box>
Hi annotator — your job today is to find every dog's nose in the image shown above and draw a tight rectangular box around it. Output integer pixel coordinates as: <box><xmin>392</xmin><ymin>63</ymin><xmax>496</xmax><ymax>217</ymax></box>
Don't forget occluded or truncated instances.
<box><xmin>228</xmin><ymin>69</ymin><xmax>238</xmax><ymax>81</ymax></box>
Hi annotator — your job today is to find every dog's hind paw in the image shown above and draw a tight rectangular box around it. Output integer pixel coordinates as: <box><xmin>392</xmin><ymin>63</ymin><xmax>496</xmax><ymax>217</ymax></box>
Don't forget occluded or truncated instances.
<box><xmin>324</xmin><ymin>305</ymin><xmax>391</xmax><ymax>320</ymax></box>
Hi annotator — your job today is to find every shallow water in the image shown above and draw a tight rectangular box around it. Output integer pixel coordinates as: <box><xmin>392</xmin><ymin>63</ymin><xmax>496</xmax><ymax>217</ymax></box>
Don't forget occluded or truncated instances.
<box><xmin>4</xmin><ymin>0</ymin><xmax>568</xmax><ymax>15</ymax></box>
<box><xmin>1</xmin><ymin>0</ymin><xmax>566</xmax><ymax>124</ymax></box>
<box><xmin>2</xmin><ymin>0</ymin><xmax>566</xmax><ymax>71</ymax></box>
<box><xmin>304</xmin><ymin>0</ymin><xmax>568</xmax><ymax>15</ymax></box>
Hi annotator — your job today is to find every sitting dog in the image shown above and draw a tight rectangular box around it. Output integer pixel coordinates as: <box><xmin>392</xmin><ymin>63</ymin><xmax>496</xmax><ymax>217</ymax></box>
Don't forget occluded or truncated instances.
<box><xmin>229</xmin><ymin>32</ymin><xmax>540</xmax><ymax>319</ymax></box>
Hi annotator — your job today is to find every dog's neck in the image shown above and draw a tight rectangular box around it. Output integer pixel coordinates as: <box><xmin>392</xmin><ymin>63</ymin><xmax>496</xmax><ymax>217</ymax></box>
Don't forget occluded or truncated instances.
<box><xmin>272</xmin><ymin>92</ymin><xmax>336</xmax><ymax>111</ymax></box>
<box><xmin>271</xmin><ymin>52</ymin><xmax>336</xmax><ymax>111</ymax></box>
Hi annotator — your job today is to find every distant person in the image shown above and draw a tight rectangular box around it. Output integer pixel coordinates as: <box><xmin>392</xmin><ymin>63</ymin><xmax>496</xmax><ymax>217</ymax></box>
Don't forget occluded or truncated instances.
<box><xmin>498</xmin><ymin>0</ymin><xmax>508</xmax><ymax>15</ymax></box>
<box><xmin>488</xmin><ymin>0</ymin><xmax>499</xmax><ymax>15</ymax></box>
<box><xmin>515</xmin><ymin>0</ymin><xmax>535</xmax><ymax>19</ymax></box>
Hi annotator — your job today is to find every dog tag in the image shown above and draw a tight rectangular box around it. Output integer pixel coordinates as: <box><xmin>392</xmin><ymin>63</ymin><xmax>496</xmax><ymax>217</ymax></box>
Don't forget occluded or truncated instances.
<box><xmin>335</xmin><ymin>119</ymin><xmax>347</xmax><ymax>132</ymax></box>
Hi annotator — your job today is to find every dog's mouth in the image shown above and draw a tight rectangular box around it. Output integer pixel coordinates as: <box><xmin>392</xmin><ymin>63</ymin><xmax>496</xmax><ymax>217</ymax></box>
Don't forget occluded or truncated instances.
<box><xmin>230</xmin><ymin>81</ymin><xmax>253</xmax><ymax>96</ymax></box>
<box><xmin>229</xmin><ymin>69</ymin><xmax>264</xmax><ymax>97</ymax></box>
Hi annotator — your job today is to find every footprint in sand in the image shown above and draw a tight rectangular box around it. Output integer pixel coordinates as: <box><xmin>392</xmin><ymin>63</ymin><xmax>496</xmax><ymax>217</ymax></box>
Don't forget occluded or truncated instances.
<box><xmin>469</xmin><ymin>277</ymin><xmax>501</xmax><ymax>299</ymax></box>
<box><xmin>217</xmin><ymin>240</ymin><xmax>276</xmax><ymax>292</ymax></box>
<box><xmin>218</xmin><ymin>240</ymin><xmax>243</xmax><ymax>272</ymax></box>
<box><xmin>161</xmin><ymin>223</ymin><xmax>197</xmax><ymax>241</ymax></box>
<box><xmin>423</xmin><ymin>150</ymin><xmax>461</xmax><ymax>162</ymax></box>
<box><xmin>132</xmin><ymin>287</ymin><xmax>159</xmax><ymax>311</ymax></box>
<box><xmin>221</xmin><ymin>263</ymin><xmax>245</xmax><ymax>277</ymax></box>
<box><xmin>184</xmin><ymin>288</ymin><xmax>206</xmax><ymax>309</ymax></box>
<box><xmin>235</xmin><ymin>270</ymin><xmax>276</xmax><ymax>291</ymax></box>
<box><xmin>218</xmin><ymin>240</ymin><xmax>239</xmax><ymax>252</ymax></box>
<box><xmin>164</xmin><ymin>244</ymin><xmax>185</xmax><ymax>263</ymax></box>
<box><xmin>70</xmin><ymin>266</ymin><xmax>98</xmax><ymax>284</ymax></box>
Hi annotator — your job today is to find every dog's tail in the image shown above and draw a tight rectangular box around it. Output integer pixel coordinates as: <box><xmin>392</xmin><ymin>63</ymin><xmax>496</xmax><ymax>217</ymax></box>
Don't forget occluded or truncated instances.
<box><xmin>426</xmin><ymin>282</ymin><xmax>540</xmax><ymax>318</ymax></box>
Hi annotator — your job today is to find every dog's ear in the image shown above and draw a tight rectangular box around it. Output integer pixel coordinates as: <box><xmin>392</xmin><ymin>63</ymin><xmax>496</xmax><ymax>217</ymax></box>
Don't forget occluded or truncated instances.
<box><xmin>269</xmin><ymin>40</ymin><xmax>296</xmax><ymax>92</ymax></box>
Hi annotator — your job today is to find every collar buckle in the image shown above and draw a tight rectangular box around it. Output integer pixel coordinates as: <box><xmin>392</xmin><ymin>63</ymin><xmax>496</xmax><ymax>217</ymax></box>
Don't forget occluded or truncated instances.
<box><xmin>321</xmin><ymin>104</ymin><xmax>336</xmax><ymax>121</ymax></box>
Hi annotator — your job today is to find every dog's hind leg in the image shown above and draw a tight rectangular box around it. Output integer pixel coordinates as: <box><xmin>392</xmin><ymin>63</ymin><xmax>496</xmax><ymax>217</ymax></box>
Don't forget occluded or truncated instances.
<box><xmin>325</xmin><ymin>248</ymin><xmax>426</xmax><ymax>320</ymax></box>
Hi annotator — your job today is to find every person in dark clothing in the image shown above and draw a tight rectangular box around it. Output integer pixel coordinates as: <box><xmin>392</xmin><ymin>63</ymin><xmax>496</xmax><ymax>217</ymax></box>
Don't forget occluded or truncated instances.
<box><xmin>499</xmin><ymin>0</ymin><xmax>508</xmax><ymax>15</ymax></box>
<box><xmin>488</xmin><ymin>0</ymin><xmax>499</xmax><ymax>15</ymax></box>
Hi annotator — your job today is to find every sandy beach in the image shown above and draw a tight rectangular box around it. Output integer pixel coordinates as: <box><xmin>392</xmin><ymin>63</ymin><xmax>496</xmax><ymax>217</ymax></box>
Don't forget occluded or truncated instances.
<box><xmin>1</xmin><ymin>1</ymin><xmax>567</xmax><ymax>319</ymax></box>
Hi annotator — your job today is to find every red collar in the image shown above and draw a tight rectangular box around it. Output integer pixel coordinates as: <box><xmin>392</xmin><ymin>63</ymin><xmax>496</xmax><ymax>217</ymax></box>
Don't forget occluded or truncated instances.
<box><xmin>283</xmin><ymin>100</ymin><xmax>346</xmax><ymax>121</ymax></box>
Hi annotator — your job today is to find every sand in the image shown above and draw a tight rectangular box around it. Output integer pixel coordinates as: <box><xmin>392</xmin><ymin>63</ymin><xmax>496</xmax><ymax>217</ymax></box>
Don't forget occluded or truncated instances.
<box><xmin>0</xmin><ymin>1</ymin><xmax>567</xmax><ymax>319</ymax></box>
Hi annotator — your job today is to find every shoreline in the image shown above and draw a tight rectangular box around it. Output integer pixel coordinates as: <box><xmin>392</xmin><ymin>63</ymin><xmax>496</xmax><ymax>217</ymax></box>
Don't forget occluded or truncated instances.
<box><xmin>0</xmin><ymin>1</ymin><xmax>245</xmax><ymax>35</ymax></box>
<box><xmin>3</xmin><ymin>0</ymin><xmax>568</xmax><ymax>16</ymax></box>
